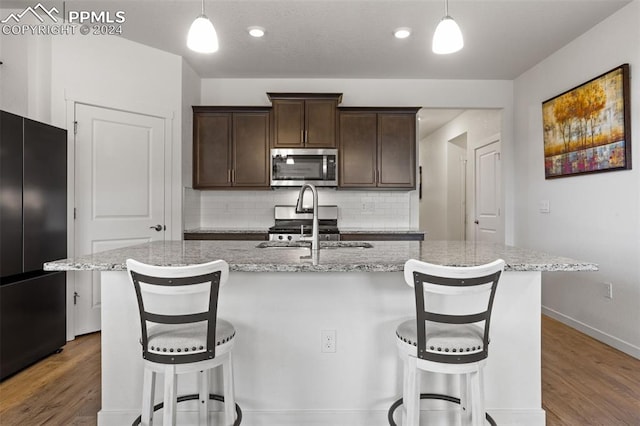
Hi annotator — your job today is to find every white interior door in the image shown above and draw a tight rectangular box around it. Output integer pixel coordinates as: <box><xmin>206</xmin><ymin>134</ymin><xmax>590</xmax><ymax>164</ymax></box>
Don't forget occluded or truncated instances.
<box><xmin>474</xmin><ymin>138</ymin><xmax>503</xmax><ymax>243</ymax></box>
<box><xmin>73</xmin><ymin>103</ymin><xmax>166</xmax><ymax>335</ymax></box>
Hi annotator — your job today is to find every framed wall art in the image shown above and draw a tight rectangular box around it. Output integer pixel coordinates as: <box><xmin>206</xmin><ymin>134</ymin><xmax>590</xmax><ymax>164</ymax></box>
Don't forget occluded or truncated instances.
<box><xmin>542</xmin><ymin>63</ymin><xmax>631</xmax><ymax>178</ymax></box>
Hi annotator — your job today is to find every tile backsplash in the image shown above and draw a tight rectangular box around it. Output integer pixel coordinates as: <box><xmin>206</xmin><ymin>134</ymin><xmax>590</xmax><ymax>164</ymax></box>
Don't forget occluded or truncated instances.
<box><xmin>184</xmin><ymin>188</ymin><xmax>414</xmax><ymax>230</ymax></box>
<box><xmin>183</xmin><ymin>187</ymin><xmax>201</xmax><ymax>229</ymax></box>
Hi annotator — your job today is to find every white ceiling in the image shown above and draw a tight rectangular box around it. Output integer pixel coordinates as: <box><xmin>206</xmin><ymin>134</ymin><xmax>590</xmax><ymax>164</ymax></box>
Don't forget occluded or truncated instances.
<box><xmin>21</xmin><ymin>0</ymin><xmax>630</xmax><ymax>80</ymax></box>
<box><xmin>418</xmin><ymin>108</ymin><xmax>464</xmax><ymax>138</ymax></box>
<box><xmin>2</xmin><ymin>0</ymin><xmax>631</xmax><ymax>137</ymax></box>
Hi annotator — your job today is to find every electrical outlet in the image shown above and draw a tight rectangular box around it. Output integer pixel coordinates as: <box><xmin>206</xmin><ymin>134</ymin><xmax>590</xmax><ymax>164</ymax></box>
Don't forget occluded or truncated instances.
<box><xmin>603</xmin><ymin>282</ymin><xmax>613</xmax><ymax>299</ymax></box>
<box><xmin>321</xmin><ymin>329</ymin><xmax>336</xmax><ymax>353</ymax></box>
<box><xmin>362</xmin><ymin>202</ymin><xmax>374</xmax><ymax>213</ymax></box>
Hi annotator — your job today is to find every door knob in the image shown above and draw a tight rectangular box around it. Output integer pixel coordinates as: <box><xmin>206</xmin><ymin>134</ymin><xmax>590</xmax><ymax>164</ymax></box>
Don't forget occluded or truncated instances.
<box><xmin>150</xmin><ymin>224</ymin><xmax>163</xmax><ymax>231</ymax></box>
<box><xmin>474</xmin><ymin>220</ymin><xmax>479</xmax><ymax>225</ymax></box>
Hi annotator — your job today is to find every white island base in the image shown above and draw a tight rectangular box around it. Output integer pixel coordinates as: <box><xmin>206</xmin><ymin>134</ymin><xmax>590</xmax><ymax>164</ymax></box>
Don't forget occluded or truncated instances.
<box><xmin>99</xmin><ymin>270</ymin><xmax>545</xmax><ymax>426</ymax></box>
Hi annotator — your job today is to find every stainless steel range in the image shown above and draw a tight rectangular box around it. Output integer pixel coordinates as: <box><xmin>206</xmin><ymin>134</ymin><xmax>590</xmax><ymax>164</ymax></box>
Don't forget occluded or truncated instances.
<box><xmin>268</xmin><ymin>205</ymin><xmax>339</xmax><ymax>242</ymax></box>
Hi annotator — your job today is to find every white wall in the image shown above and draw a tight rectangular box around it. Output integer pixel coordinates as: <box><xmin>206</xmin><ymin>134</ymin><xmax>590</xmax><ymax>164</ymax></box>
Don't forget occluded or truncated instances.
<box><xmin>182</xmin><ymin>59</ymin><xmax>201</xmax><ymax>188</ymax></box>
<box><xmin>420</xmin><ymin>110</ymin><xmax>502</xmax><ymax>239</ymax></box>
<box><xmin>196</xmin><ymin>79</ymin><xmax>514</xmax><ymax>236</ymax></box>
<box><xmin>446</xmin><ymin>134</ymin><xmax>467</xmax><ymax>240</ymax></box>
<box><xmin>181</xmin><ymin>60</ymin><xmax>201</xmax><ymax>230</ymax></box>
<box><xmin>0</xmin><ymin>10</ymin><xmax>52</xmax><ymax>123</ymax></box>
<box><xmin>513</xmin><ymin>0</ymin><xmax>640</xmax><ymax>357</ymax></box>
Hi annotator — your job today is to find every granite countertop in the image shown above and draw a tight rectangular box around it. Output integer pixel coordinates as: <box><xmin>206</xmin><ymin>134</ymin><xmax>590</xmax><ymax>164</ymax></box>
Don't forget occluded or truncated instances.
<box><xmin>184</xmin><ymin>228</ymin><xmax>268</xmax><ymax>233</ymax></box>
<box><xmin>44</xmin><ymin>240</ymin><xmax>598</xmax><ymax>273</ymax></box>
<box><xmin>184</xmin><ymin>228</ymin><xmax>424</xmax><ymax>235</ymax></box>
<box><xmin>339</xmin><ymin>229</ymin><xmax>425</xmax><ymax>235</ymax></box>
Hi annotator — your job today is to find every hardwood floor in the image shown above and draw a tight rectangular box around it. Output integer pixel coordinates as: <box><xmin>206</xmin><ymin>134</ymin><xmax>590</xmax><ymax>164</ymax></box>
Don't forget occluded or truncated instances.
<box><xmin>0</xmin><ymin>332</ymin><xmax>100</xmax><ymax>426</ymax></box>
<box><xmin>541</xmin><ymin>315</ymin><xmax>640</xmax><ymax>426</ymax></box>
<box><xmin>0</xmin><ymin>317</ymin><xmax>638</xmax><ymax>425</ymax></box>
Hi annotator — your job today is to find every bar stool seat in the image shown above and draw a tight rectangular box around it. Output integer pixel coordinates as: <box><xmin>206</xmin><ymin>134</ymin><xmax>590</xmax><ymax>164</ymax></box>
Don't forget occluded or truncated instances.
<box><xmin>389</xmin><ymin>259</ymin><xmax>504</xmax><ymax>426</ymax></box>
<box><xmin>127</xmin><ymin>259</ymin><xmax>241</xmax><ymax>426</ymax></box>
<box><xmin>146</xmin><ymin>319</ymin><xmax>235</xmax><ymax>355</ymax></box>
<box><xmin>396</xmin><ymin>320</ymin><xmax>485</xmax><ymax>356</ymax></box>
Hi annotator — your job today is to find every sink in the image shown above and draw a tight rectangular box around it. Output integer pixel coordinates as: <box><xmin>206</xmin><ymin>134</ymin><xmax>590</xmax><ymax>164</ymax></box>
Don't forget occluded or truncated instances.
<box><xmin>256</xmin><ymin>241</ymin><xmax>373</xmax><ymax>249</ymax></box>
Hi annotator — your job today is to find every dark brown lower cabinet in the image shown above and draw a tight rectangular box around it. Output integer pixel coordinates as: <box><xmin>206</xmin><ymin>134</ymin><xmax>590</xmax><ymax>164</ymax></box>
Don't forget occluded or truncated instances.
<box><xmin>193</xmin><ymin>107</ymin><xmax>270</xmax><ymax>189</ymax></box>
<box><xmin>339</xmin><ymin>107</ymin><xmax>419</xmax><ymax>189</ymax></box>
<box><xmin>184</xmin><ymin>232</ymin><xmax>268</xmax><ymax>241</ymax></box>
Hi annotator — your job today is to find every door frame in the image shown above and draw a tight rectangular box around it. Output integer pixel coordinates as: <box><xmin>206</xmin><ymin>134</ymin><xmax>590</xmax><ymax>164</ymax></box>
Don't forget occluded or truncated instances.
<box><xmin>64</xmin><ymin>94</ymin><xmax>176</xmax><ymax>340</ymax></box>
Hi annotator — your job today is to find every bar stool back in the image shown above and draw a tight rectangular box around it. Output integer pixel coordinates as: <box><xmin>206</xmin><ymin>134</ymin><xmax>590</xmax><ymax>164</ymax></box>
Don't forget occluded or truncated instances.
<box><xmin>126</xmin><ymin>259</ymin><xmax>239</xmax><ymax>426</ymax></box>
<box><xmin>391</xmin><ymin>258</ymin><xmax>504</xmax><ymax>426</ymax></box>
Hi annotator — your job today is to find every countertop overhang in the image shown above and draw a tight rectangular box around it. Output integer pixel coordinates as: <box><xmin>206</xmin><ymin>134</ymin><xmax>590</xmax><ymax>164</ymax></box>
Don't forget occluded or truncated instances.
<box><xmin>44</xmin><ymin>240</ymin><xmax>598</xmax><ymax>273</ymax></box>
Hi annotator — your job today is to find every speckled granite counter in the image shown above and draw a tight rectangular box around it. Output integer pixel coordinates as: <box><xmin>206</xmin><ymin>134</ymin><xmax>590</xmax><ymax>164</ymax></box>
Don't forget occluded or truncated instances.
<box><xmin>338</xmin><ymin>228</ymin><xmax>424</xmax><ymax>234</ymax></box>
<box><xmin>183</xmin><ymin>228</ymin><xmax>425</xmax><ymax>240</ymax></box>
<box><xmin>339</xmin><ymin>228</ymin><xmax>425</xmax><ymax>241</ymax></box>
<box><xmin>184</xmin><ymin>228</ymin><xmax>268</xmax><ymax>233</ymax></box>
<box><xmin>44</xmin><ymin>240</ymin><xmax>597</xmax><ymax>273</ymax></box>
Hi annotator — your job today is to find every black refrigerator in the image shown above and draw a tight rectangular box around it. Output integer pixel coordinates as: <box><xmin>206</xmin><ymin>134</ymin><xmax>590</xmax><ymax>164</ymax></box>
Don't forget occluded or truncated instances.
<box><xmin>0</xmin><ymin>110</ymin><xmax>67</xmax><ymax>381</ymax></box>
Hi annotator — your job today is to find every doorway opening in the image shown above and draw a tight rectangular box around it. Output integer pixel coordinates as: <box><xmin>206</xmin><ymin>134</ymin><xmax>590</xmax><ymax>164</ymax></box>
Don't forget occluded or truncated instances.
<box><xmin>417</xmin><ymin>109</ymin><xmax>503</xmax><ymax>242</ymax></box>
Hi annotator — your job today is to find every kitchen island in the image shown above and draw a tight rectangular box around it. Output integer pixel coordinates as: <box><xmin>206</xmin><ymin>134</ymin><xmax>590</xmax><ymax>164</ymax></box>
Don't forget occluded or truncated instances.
<box><xmin>45</xmin><ymin>240</ymin><xmax>596</xmax><ymax>426</ymax></box>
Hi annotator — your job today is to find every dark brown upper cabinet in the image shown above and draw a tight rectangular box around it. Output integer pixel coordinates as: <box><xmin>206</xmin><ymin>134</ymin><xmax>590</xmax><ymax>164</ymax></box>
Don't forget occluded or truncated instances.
<box><xmin>339</xmin><ymin>107</ymin><xmax>420</xmax><ymax>189</ymax></box>
<box><xmin>267</xmin><ymin>93</ymin><xmax>342</xmax><ymax>148</ymax></box>
<box><xmin>193</xmin><ymin>106</ymin><xmax>271</xmax><ymax>189</ymax></box>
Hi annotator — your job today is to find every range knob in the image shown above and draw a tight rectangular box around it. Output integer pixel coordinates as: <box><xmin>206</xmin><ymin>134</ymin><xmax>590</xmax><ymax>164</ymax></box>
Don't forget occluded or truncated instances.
<box><xmin>278</xmin><ymin>235</ymin><xmax>283</xmax><ymax>240</ymax></box>
<box><xmin>287</xmin><ymin>235</ymin><xmax>292</xmax><ymax>241</ymax></box>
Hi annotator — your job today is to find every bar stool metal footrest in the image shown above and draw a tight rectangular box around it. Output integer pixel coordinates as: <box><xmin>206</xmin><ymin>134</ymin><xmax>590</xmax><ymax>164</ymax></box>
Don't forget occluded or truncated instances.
<box><xmin>387</xmin><ymin>393</ymin><xmax>496</xmax><ymax>426</ymax></box>
<box><xmin>132</xmin><ymin>393</ymin><xmax>242</xmax><ymax>426</ymax></box>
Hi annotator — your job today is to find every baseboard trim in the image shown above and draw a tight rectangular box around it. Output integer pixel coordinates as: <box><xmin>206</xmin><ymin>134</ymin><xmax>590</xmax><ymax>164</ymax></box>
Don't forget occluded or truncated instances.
<box><xmin>542</xmin><ymin>306</ymin><xmax>640</xmax><ymax>359</ymax></box>
<box><xmin>99</xmin><ymin>408</ymin><xmax>545</xmax><ymax>426</ymax></box>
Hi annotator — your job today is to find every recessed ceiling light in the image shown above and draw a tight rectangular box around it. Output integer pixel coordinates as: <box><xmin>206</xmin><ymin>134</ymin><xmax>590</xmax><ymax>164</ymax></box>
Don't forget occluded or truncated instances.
<box><xmin>248</xmin><ymin>26</ymin><xmax>265</xmax><ymax>38</ymax></box>
<box><xmin>394</xmin><ymin>27</ymin><xmax>411</xmax><ymax>39</ymax></box>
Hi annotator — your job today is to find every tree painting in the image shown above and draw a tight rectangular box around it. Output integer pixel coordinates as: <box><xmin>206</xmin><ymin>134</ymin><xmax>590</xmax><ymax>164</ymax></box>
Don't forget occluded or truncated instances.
<box><xmin>542</xmin><ymin>64</ymin><xmax>631</xmax><ymax>178</ymax></box>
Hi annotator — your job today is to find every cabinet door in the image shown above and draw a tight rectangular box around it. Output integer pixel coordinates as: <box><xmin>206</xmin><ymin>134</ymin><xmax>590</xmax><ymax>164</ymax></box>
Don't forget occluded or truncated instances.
<box><xmin>272</xmin><ymin>100</ymin><xmax>304</xmax><ymax>148</ymax></box>
<box><xmin>193</xmin><ymin>113</ymin><xmax>231</xmax><ymax>188</ymax></box>
<box><xmin>305</xmin><ymin>99</ymin><xmax>337</xmax><ymax>148</ymax></box>
<box><xmin>232</xmin><ymin>112</ymin><xmax>270</xmax><ymax>187</ymax></box>
<box><xmin>377</xmin><ymin>114</ymin><xmax>416</xmax><ymax>188</ymax></box>
<box><xmin>339</xmin><ymin>112</ymin><xmax>377</xmax><ymax>187</ymax></box>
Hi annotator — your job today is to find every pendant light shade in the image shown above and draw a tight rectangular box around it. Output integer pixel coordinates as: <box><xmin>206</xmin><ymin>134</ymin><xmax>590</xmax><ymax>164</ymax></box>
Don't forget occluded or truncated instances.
<box><xmin>187</xmin><ymin>0</ymin><xmax>218</xmax><ymax>53</ymax></box>
<box><xmin>432</xmin><ymin>0</ymin><xmax>463</xmax><ymax>54</ymax></box>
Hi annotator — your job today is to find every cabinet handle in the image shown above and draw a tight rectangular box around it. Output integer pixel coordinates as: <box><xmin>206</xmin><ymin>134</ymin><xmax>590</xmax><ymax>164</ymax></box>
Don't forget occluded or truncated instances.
<box><xmin>232</xmin><ymin>169</ymin><xmax>235</xmax><ymax>183</ymax></box>
<box><xmin>227</xmin><ymin>170</ymin><xmax>231</xmax><ymax>183</ymax></box>
<box><xmin>304</xmin><ymin>130</ymin><xmax>308</xmax><ymax>144</ymax></box>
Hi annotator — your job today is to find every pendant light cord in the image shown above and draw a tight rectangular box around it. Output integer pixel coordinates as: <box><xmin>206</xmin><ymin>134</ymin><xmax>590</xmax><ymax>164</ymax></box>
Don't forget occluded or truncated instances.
<box><xmin>201</xmin><ymin>0</ymin><xmax>205</xmax><ymax>16</ymax></box>
<box><xmin>445</xmin><ymin>0</ymin><xmax>449</xmax><ymax>16</ymax></box>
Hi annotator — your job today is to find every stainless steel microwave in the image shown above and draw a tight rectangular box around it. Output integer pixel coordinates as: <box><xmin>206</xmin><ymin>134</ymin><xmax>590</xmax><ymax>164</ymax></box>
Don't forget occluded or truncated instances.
<box><xmin>270</xmin><ymin>148</ymin><xmax>338</xmax><ymax>187</ymax></box>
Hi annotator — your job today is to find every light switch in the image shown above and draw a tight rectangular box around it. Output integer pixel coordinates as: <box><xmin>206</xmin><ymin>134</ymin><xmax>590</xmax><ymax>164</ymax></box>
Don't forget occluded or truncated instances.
<box><xmin>539</xmin><ymin>200</ymin><xmax>550</xmax><ymax>214</ymax></box>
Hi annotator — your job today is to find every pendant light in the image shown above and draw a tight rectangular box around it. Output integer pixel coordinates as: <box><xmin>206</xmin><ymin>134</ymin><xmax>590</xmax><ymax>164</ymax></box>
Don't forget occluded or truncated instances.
<box><xmin>432</xmin><ymin>0</ymin><xmax>463</xmax><ymax>54</ymax></box>
<box><xmin>187</xmin><ymin>0</ymin><xmax>219</xmax><ymax>53</ymax></box>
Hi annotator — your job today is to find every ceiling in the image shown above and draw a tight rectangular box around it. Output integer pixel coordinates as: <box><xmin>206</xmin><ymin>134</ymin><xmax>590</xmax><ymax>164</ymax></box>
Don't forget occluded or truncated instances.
<box><xmin>1</xmin><ymin>0</ymin><xmax>631</xmax><ymax>80</ymax></box>
<box><xmin>1</xmin><ymin>0</ymin><xmax>631</xmax><ymax>137</ymax></box>
<box><xmin>10</xmin><ymin>0</ymin><xmax>628</xmax><ymax>80</ymax></box>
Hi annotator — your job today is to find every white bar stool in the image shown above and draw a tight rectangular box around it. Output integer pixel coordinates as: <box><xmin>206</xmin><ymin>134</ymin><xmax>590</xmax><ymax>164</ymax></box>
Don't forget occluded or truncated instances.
<box><xmin>389</xmin><ymin>259</ymin><xmax>504</xmax><ymax>426</ymax></box>
<box><xmin>126</xmin><ymin>259</ymin><xmax>241</xmax><ymax>426</ymax></box>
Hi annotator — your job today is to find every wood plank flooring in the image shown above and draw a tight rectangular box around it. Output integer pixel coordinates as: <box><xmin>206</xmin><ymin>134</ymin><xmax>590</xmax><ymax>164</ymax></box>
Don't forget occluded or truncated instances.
<box><xmin>0</xmin><ymin>317</ymin><xmax>638</xmax><ymax>425</ymax></box>
<box><xmin>0</xmin><ymin>331</ymin><xmax>100</xmax><ymax>426</ymax></box>
<box><xmin>541</xmin><ymin>315</ymin><xmax>640</xmax><ymax>426</ymax></box>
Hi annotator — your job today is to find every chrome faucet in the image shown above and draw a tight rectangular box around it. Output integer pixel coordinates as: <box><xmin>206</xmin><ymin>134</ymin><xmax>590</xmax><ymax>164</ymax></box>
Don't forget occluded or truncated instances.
<box><xmin>295</xmin><ymin>183</ymin><xmax>319</xmax><ymax>251</ymax></box>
